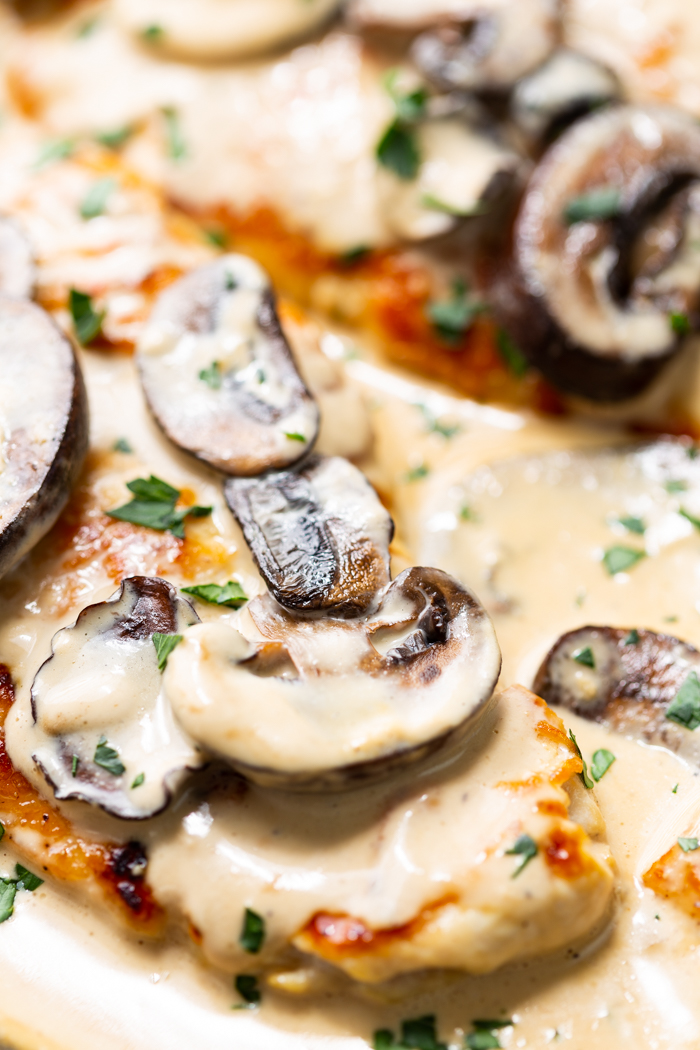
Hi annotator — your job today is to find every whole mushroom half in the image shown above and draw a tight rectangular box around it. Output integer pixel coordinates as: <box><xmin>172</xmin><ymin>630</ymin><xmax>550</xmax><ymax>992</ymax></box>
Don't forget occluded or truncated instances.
<box><xmin>164</xmin><ymin>567</ymin><xmax>502</xmax><ymax>789</ymax></box>
<box><xmin>0</xmin><ymin>297</ymin><xmax>88</xmax><ymax>579</ymax></box>
<box><xmin>114</xmin><ymin>0</ymin><xmax>343</xmax><ymax>60</ymax></box>
<box><xmin>534</xmin><ymin>625</ymin><xmax>700</xmax><ymax>766</ymax></box>
<box><xmin>225</xmin><ymin>455</ymin><xmax>394</xmax><ymax>617</ymax></box>
<box><xmin>0</xmin><ymin>216</ymin><xmax>34</xmax><ymax>299</ymax></box>
<box><xmin>501</xmin><ymin>105</ymin><xmax>700</xmax><ymax>401</ymax></box>
<box><xmin>30</xmin><ymin>577</ymin><xmax>204</xmax><ymax>820</ymax></box>
<box><xmin>136</xmin><ymin>255</ymin><xmax>319</xmax><ymax>476</ymax></box>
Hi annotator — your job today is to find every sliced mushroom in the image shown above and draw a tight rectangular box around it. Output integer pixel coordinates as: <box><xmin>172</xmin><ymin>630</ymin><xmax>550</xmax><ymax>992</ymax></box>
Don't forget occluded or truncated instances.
<box><xmin>136</xmin><ymin>255</ymin><xmax>319</xmax><ymax>477</ymax></box>
<box><xmin>30</xmin><ymin>577</ymin><xmax>204</xmax><ymax>820</ymax></box>
<box><xmin>164</xmin><ymin>566</ymin><xmax>501</xmax><ymax>789</ymax></box>
<box><xmin>114</xmin><ymin>0</ymin><xmax>342</xmax><ymax>60</ymax></box>
<box><xmin>225</xmin><ymin>455</ymin><xmax>394</xmax><ymax>617</ymax></box>
<box><xmin>0</xmin><ymin>217</ymin><xmax>34</xmax><ymax>299</ymax></box>
<box><xmin>379</xmin><ymin>118</ymin><xmax>520</xmax><ymax>242</ymax></box>
<box><xmin>511</xmin><ymin>50</ymin><xmax>621</xmax><ymax>151</ymax></box>
<box><xmin>0</xmin><ymin>297</ymin><xmax>88</xmax><ymax>579</ymax></box>
<box><xmin>500</xmin><ymin>105</ymin><xmax>700</xmax><ymax>401</ymax></box>
<box><xmin>534</xmin><ymin>625</ymin><xmax>700</xmax><ymax>765</ymax></box>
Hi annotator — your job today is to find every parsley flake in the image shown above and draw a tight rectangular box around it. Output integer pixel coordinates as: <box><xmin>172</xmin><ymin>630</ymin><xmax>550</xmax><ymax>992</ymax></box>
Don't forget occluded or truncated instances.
<box><xmin>384</xmin><ymin>71</ymin><xmax>428</xmax><ymax>124</ymax></box>
<box><xmin>603</xmin><ymin>546</ymin><xmax>645</xmax><ymax>575</ymax></box>
<box><xmin>235</xmin><ymin>974</ymin><xmax>261</xmax><ymax>1005</ymax></box>
<box><xmin>153</xmin><ymin>633</ymin><xmax>183</xmax><ymax>672</ymax></box>
<box><xmin>94</xmin><ymin>736</ymin><xmax>125</xmax><ymax>777</ymax></box>
<box><xmin>496</xmin><ymin>329</ymin><xmax>529</xmax><ymax>377</ymax></box>
<box><xmin>666</xmin><ymin>479</ymin><xmax>688</xmax><ymax>493</ymax></box>
<box><xmin>376</xmin><ymin>122</ymin><xmax>420</xmax><ymax>180</ymax></box>
<box><xmin>285</xmin><ymin>432</ymin><xmax>307</xmax><ymax>443</ymax></box>
<box><xmin>0</xmin><ymin>822</ymin><xmax>4</xmax><ymax>843</ymax></box>
<box><xmin>35</xmin><ymin>138</ymin><xmax>74</xmax><ymax>169</ymax></box>
<box><xmin>239</xmin><ymin>907</ymin><xmax>265</xmax><ymax>954</ymax></box>
<box><xmin>113</xmin><ymin>438</ymin><xmax>132</xmax><ymax>454</ymax></box>
<box><xmin>506</xmin><ymin>833</ymin><xmax>538</xmax><ymax>877</ymax></box>
<box><xmin>181</xmin><ymin>581</ymin><xmax>248</xmax><ymax>608</ymax></box>
<box><xmin>670</xmin><ymin>312</ymin><xmax>692</xmax><ymax>336</ymax></box>
<box><xmin>204</xmin><ymin>228</ymin><xmax>227</xmax><ymax>249</ymax></box>
<box><xmin>69</xmin><ymin>288</ymin><xmax>105</xmax><ymax>345</ymax></box>
<box><xmin>568</xmin><ymin>730</ymin><xmax>594</xmax><ymax>789</ymax></box>
<box><xmin>339</xmin><ymin>245</ymin><xmax>370</xmax><ymax>266</ymax></box>
<box><xmin>591</xmin><ymin>749</ymin><xmax>615</xmax><ymax>782</ymax></box>
<box><xmin>618</xmin><ymin>515</ymin><xmax>645</xmax><ymax>535</ymax></box>
<box><xmin>672</xmin><ymin>783</ymin><xmax>679</xmax><ymax>793</ymax></box>
<box><xmin>666</xmin><ymin>670</ymin><xmax>700</xmax><ymax>731</ymax></box>
<box><xmin>466</xmin><ymin>1032</ymin><xmax>501</xmax><ymax>1050</ymax></box>
<box><xmin>80</xmin><ymin>177</ymin><xmax>117</xmax><ymax>219</ymax></box>
<box><xmin>564</xmin><ymin>186</ymin><xmax>621</xmax><ymax>225</ymax></box>
<box><xmin>572</xmin><ymin>646</ymin><xmax>595</xmax><ymax>668</ymax></box>
<box><xmin>131</xmin><ymin>773</ymin><xmax>145</xmax><ymax>789</ymax></box>
<box><xmin>624</xmin><ymin>629</ymin><xmax>640</xmax><ymax>645</ymax></box>
<box><xmin>0</xmin><ymin>881</ymin><xmax>16</xmax><ymax>925</ymax></box>
<box><xmin>680</xmin><ymin>508</ymin><xmax>700</xmax><ymax>531</ymax></box>
<box><xmin>372</xmin><ymin>1015</ymin><xmax>447</xmax><ymax>1050</ymax></box>
<box><xmin>71</xmin><ymin>754</ymin><xmax>79</xmax><ymax>777</ymax></box>
<box><xmin>405</xmin><ymin>463</ymin><xmax>429</xmax><ymax>483</ymax></box>
<box><xmin>421</xmin><ymin>193</ymin><xmax>485</xmax><ymax>217</ymax></box>
<box><xmin>142</xmin><ymin>24</ymin><xmax>164</xmax><ymax>42</ymax></box>
<box><xmin>427</xmin><ymin>279</ymin><xmax>485</xmax><ymax>344</ymax></box>
<box><xmin>15</xmin><ymin>865</ymin><xmax>43</xmax><ymax>892</ymax></box>
<box><xmin>199</xmin><ymin>361</ymin><xmax>222</xmax><ymax>389</ymax></box>
<box><xmin>161</xmin><ymin>107</ymin><xmax>186</xmax><ymax>161</ymax></box>
<box><xmin>107</xmin><ymin>475</ymin><xmax>211</xmax><ymax>538</ymax></box>
<box><xmin>679</xmin><ymin>837</ymin><xmax>700</xmax><ymax>852</ymax></box>
<box><xmin>96</xmin><ymin>125</ymin><xmax>134</xmax><ymax>150</ymax></box>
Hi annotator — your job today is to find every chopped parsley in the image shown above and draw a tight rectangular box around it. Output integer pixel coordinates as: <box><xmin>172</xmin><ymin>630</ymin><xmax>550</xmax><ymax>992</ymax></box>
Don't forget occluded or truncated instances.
<box><xmin>107</xmin><ymin>475</ymin><xmax>211</xmax><ymax>538</ymax></box>
<box><xmin>591</xmin><ymin>749</ymin><xmax>616</xmax><ymax>782</ymax></box>
<box><xmin>673</xmin><ymin>783</ymin><xmax>679</xmax><ymax>793</ymax></box>
<box><xmin>670</xmin><ymin>312</ymin><xmax>692</xmax><ymax>336</ymax></box>
<box><xmin>152</xmin><ymin>633</ymin><xmax>183</xmax><ymax>672</ymax></box>
<box><xmin>204</xmin><ymin>227</ymin><xmax>227</xmax><ymax>249</ymax></box>
<box><xmin>15</xmin><ymin>865</ymin><xmax>44</xmax><ymax>893</ymax></box>
<box><xmin>96</xmin><ymin>125</ymin><xmax>134</xmax><ymax>150</ymax></box>
<box><xmin>688</xmin><ymin>445</ymin><xmax>699</xmax><ymax>460</ymax></box>
<box><xmin>666</xmin><ymin>670</ymin><xmax>700</xmax><ymax>731</ymax></box>
<box><xmin>602</xmin><ymin>546</ymin><xmax>645</xmax><ymax>575</ymax></box>
<box><xmin>35</xmin><ymin>138</ymin><xmax>74</xmax><ymax>169</ymax></box>
<box><xmin>373</xmin><ymin>1015</ymin><xmax>447</xmax><ymax>1050</ymax></box>
<box><xmin>680</xmin><ymin>508</ymin><xmax>700</xmax><ymax>531</ymax></box>
<box><xmin>563</xmin><ymin>186</ymin><xmax>621</xmax><ymax>225</ymax></box>
<box><xmin>141</xmin><ymin>24</ymin><xmax>164</xmax><ymax>43</ymax></box>
<box><xmin>421</xmin><ymin>193</ymin><xmax>485</xmax><ymax>217</ymax></box>
<box><xmin>505</xmin><ymin>833</ymin><xmax>538</xmax><ymax>877</ymax></box>
<box><xmin>94</xmin><ymin>736</ymin><xmax>125</xmax><ymax>777</ymax></box>
<box><xmin>666</xmin><ymin>479</ymin><xmax>688</xmax><ymax>493</ymax></box>
<box><xmin>239</xmin><ymin>907</ymin><xmax>265</xmax><ymax>954</ymax></box>
<box><xmin>376</xmin><ymin>122</ymin><xmax>420</xmax><ymax>180</ymax></box>
<box><xmin>465</xmin><ymin>1025</ymin><xmax>509</xmax><ymax>1050</ymax></box>
<box><xmin>405</xmin><ymin>463</ymin><xmax>429</xmax><ymax>483</ymax></box>
<box><xmin>0</xmin><ymin>881</ymin><xmax>16</xmax><ymax>925</ymax></box>
<box><xmin>496</xmin><ymin>329</ymin><xmax>529</xmax><ymax>378</ymax></box>
<box><xmin>76</xmin><ymin>16</ymin><xmax>100</xmax><ymax>38</ymax></box>
<box><xmin>113</xmin><ymin>438</ymin><xmax>132</xmax><ymax>454</ymax></box>
<box><xmin>427</xmin><ymin>279</ymin><xmax>486</xmax><ymax>344</ymax></box>
<box><xmin>199</xmin><ymin>361</ymin><xmax>222</xmax><ymax>389</ymax></box>
<box><xmin>285</xmin><ymin>432</ymin><xmax>307</xmax><ymax>443</ymax></box>
<box><xmin>80</xmin><ymin>177</ymin><xmax>117</xmax><ymax>219</ymax></box>
<box><xmin>678</xmin><ymin>837</ymin><xmax>700</xmax><ymax>852</ymax></box>
<box><xmin>624</xmin><ymin>629</ymin><xmax>640</xmax><ymax>645</ymax></box>
<box><xmin>71</xmin><ymin>755</ymin><xmax>79</xmax><ymax>777</ymax></box>
<box><xmin>234</xmin><ymin>974</ymin><xmax>261</xmax><ymax>1005</ymax></box>
<box><xmin>69</xmin><ymin>288</ymin><xmax>105</xmax><ymax>345</ymax></box>
<box><xmin>182</xmin><ymin>581</ymin><xmax>248</xmax><ymax>608</ymax></box>
<box><xmin>572</xmin><ymin>646</ymin><xmax>595</xmax><ymax>668</ymax></box>
<box><xmin>339</xmin><ymin>245</ymin><xmax>370</xmax><ymax>266</ymax></box>
<box><xmin>618</xmin><ymin>515</ymin><xmax>645</xmax><ymax>535</ymax></box>
<box><xmin>161</xmin><ymin>107</ymin><xmax>187</xmax><ymax>162</ymax></box>
<box><xmin>384</xmin><ymin>71</ymin><xmax>428</xmax><ymax>125</ymax></box>
<box><xmin>131</xmin><ymin>773</ymin><xmax>145</xmax><ymax>789</ymax></box>
<box><xmin>568</xmin><ymin>730</ymin><xmax>594</xmax><ymax>789</ymax></box>
<box><xmin>0</xmin><ymin>822</ymin><xmax>4</xmax><ymax>843</ymax></box>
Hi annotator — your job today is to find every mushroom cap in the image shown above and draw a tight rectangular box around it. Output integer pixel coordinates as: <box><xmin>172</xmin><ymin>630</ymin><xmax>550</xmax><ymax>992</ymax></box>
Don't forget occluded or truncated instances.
<box><xmin>164</xmin><ymin>566</ymin><xmax>502</xmax><ymax>790</ymax></box>
<box><xmin>136</xmin><ymin>255</ymin><xmax>319</xmax><ymax>477</ymax></box>
<box><xmin>0</xmin><ymin>297</ymin><xmax>88</xmax><ymax>579</ymax></box>
<box><xmin>30</xmin><ymin>577</ymin><xmax>204</xmax><ymax>820</ymax></box>
<box><xmin>225</xmin><ymin>455</ymin><xmax>394</xmax><ymax>618</ymax></box>
<box><xmin>500</xmin><ymin>105</ymin><xmax>700</xmax><ymax>400</ymax></box>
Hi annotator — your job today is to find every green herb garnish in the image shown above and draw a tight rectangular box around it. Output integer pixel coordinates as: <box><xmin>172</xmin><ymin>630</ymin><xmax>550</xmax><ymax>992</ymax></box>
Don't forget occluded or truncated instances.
<box><xmin>107</xmin><ymin>475</ymin><xmax>211</xmax><ymax>538</ymax></box>
<box><xmin>505</xmin><ymin>833</ymin><xmax>538</xmax><ymax>877</ymax></box>
<box><xmin>673</xmin><ymin>783</ymin><xmax>679</xmax><ymax>793</ymax></box>
<box><xmin>495</xmin><ymin>329</ymin><xmax>529</xmax><ymax>377</ymax></box>
<box><xmin>0</xmin><ymin>882</ymin><xmax>16</xmax><ymax>925</ymax></box>
<box><xmin>427</xmin><ymin>279</ymin><xmax>485</xmax><ymax>344</ymax></box>
<box><xmin>113</xmin><ymin>438</ymin><xmax>132</xmax><ymax>454</ymax></box>
<box><xmin>572</xmin><ymin>646</ymin><xmax>595</xmax><ymax>668</ymax></box>
<box><xmin>421</xmin><ymin>194</ymin><xmax>485</xmax><ymax>217</ymax></box>
<box><xmin>142</xmin><ymin>24</ymin><xmax>164</xmax><ymax>42</ymax></box>
<box><xmin>376</xmin><ymin>122</ymin><xmax>420</xmax><ymax>180</ymax></box>
<box><xmin>285</xmin><ymin>432</ymin><xmax>307</xmax><ymax>443</ymax></box>
<box><xmin>204</xmin><ymin>228</ymin><xmax>227</xmax><ymax>249</ymax></box>
<box><xmin>80</xmin><ymin>177</ymin><xmax>117</xmax><ymax>219</ymax></box>
<box><xmin>603</xmin><ymin>546</ymin><xmax>645</xmax><ymax>575</ymax></box>
<box><xmin>161</xmin><ymin>107</ymin><xmax>186</xmax><ymax>161</ymax></box>
<box><xmin>96</xmin><ymin>125</ymin><xmax>134</xmax><ymax>150</ymax></box>
<box><xmin>618</xmin><ymin>516</ymin><xmax>645</xmax><ymax>535</ymax></box>
<box><xmin>624</xmin><ymin>629</ymin><xmax>640</xmax><ymax>645</ymax></box>
<box><xmin>153</xmin><ymin>633</ymin><xmax>183</xmax><ymax>672</ymax></box>
<box><xmin>680</xmin><ymin>508</ymin><xmax>700</xmax><ymax>531</ymax></box>
<box><xmin>15</xmin><ymin>865</ymin><xmax>43</xmax><ymax>892</ymax></box>
<box><xmin>591</xmin><ymin>749</ymin><xmax>616</xmax><ymax>782</ymax></box>
<box><xmin>35</xmin><ymin>138</ymin><xmax>74</xmax><ymax>169</ymax></box>
<box><xmin>239</xmin><ymin>907</ymin><xmax>265</xmax><ymax>954</ymax></box>
<box><xmin>131</xmin><ymin>773</ymin><xmax>145</xmax><ymax>789</ymax></box>
<box><xmin>666</xmin><ymin>670</ymin><xmax>700</xmax><ymax>731</ymax></box>
<box><xmin>679</xmin><ymin>837</ymin><xmax>700</xmax><ymax>852</ymax></box>
<box><xmin>568</xmin><ymin>730</ymin><xmax>594</xmax><ymax>789</ymax></box>
<box><xmin>339</xmin><ymin>245</ymin><xmax>370</xmax><ymax>266</ymax></box>
<box><xmin>666</xmin><ymin>479</ymin><xmax>688</xmax><ymax>493</ymax></box>
<box><xmin>71</xmin><ymin>755</ymin><xmax>79</xmax><ymax>777</ymax></box>
<box><xmin>69</xmin><ymin>288</ymin><xmax>105</xmax><ymax>345</ymax></box>
<box><xmin>670</xmin><ymin>312</ymin><xmax>692</xmax><ymax>336</ymax></box>
<box><xmin>405</xmin><ymin>463</ymin><xmax>429</xmax><ymax>483</ymax></box>
<box><xmin>372</xmin><ymin>1015</ymin><xmax>447</xmax><ymax>1050</ymax></box>
<box><xmin>199</xmin><ymin>361</ymin><xmax>222</xmax><ymax>389</ymax></box>
<box><xmin>181</xmin><ymin>581</ymin><xmax>248</xmax><ymax>608</ymax></box>
<box><xmin>564</xmin><ymin>186</ymin><xmax>621</xmax><ymax>225</ymax></box>
<box><xmin>234</xmin><ymin>974</ymin><xmax>261</xmax><ymax>1005</ymax></box>
<box><xmin>94</xmin><ymin>736</ymin><xmax>125</xmax><ymax>776</ymax></box>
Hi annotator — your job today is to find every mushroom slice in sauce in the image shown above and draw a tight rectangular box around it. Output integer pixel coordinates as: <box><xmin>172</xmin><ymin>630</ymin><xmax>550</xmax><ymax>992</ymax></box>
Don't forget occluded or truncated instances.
<box><xmin>0</xmin><ymin>297</ymin><xmax>88</xmax><ymax>579</ymax></box>
<box><xmin>0</xmin><ymin>216</ymin><xmax>33</xmax><ymax>299</ymax></box>
<box><xmin>164</xmin><ymin>567</ymin><xmax>501</xmax><ymax>789</ymax></box>
<box><xmin>534</xmin><ymin>625</ymin><xmax>700</xmax><ymax>766</ymax></box>
<box><xmin>511</xmin><ymin>50</ymin><xmax>621</xmax><ymax>151</ymax></box>
<box><xmin>501</xmin><ymin>106</ymin><xmax>700</xmax><ymax>401</ymax></box>
<box><xmin>136</xmin><ymin>255</ymin><xmax>319</xmax><ymax>476</ymax></box>
<box><xmin>224</xmin><ymin>455</ymin><xmax>393</xmax><ymax>617</ymax></box>
<box><xmin>114</xmin><ymin>0</ymin><xmax>342</xmax><ymax>61</ymax></box>
<box><xmin>30</xmin><ymin>577</ymin><xmax>203</xmax><ymax>820</ymax></box>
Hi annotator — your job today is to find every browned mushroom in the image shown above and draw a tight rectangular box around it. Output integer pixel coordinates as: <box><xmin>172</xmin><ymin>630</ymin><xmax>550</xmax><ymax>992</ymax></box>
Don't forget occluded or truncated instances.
<box><xmin>0</xmin><ymin>297</ymin><xmax>88</xmax><ymax>579</ymax></box>
<box><xmin>0</xmin><ymin>216</ymin><xmax>34</xmax><ymax>299</ymax></box>
<box><xmin>224</xmin><ymin>455</ymin><xmax>394</xmax><ymax>617</ymax></box>
<box><xmin>29</xmin><ymin>576</ymin><xmax>204</xmax><ymax>820</ymax></box>
<box><xmin>534</xmin><ymin>625</ymin><xmax>700</xmax><ymax>764</ymax></box>
<box><xmin>136</xmin><ymin>255</ymin><xmax>319</xmax><ymax>476</ymax></box>
<box><xmin>164</xmin><ymin>566</ymin><xmax>501</xmax><ymax>789</ymax></box>
<box><xmin>499</xmin><ymin>105</ymin><xmax>700</xmax><ymax>401</ymax></box>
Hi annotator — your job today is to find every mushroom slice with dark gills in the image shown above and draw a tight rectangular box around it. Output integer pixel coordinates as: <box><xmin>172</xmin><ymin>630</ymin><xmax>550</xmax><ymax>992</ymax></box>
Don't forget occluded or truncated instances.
<box><xmin>500</xmin><ymin>106</ymin><xmax>700</xmax><ymax>401</ymax></box>
<box><xmin>0</xmin><ymin>216</ymin><xmax>34</xmax><ymax>299</ymax></box>
<box><xmin>0</xmin><ymin>297</ymin><xmax>88</xmax><ymax>579</ymax></box>
<box><xmin>136</xmin><ymin>255</ymin><xmax>319</xmax><ymax>476</ymax></box>
<box><xmin>164</xmin><ymin>567</ymin><xmax>501</xmax><ymax>789</ymax></box>
<box><xmin>534</xmin><ymin>626</ymin><xmax>700</xmax><ymax>765</ymax></box>
<box><xmin>511</xmin><ymin>50</ymin><xmax>621</xmax><ymax>152</ymax></box>
<box><xmin>29</xmin><ymin>577</ymin><xmax>204</xmax><ymax>820</ymax></box>
<box><xmin>225</xmin><ymin>456</ymin><xmax>393</xmax><ymax>617</ymax></box>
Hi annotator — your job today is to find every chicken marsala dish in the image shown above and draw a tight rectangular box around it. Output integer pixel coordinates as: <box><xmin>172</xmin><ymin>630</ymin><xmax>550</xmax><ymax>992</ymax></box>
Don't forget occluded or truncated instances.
<box><xmin>0</xmin><ymin>1</ymin><xmax>699</xmax><ymax>1048</ymax></box>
